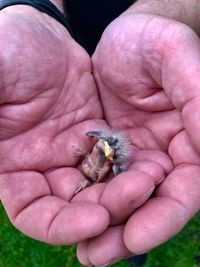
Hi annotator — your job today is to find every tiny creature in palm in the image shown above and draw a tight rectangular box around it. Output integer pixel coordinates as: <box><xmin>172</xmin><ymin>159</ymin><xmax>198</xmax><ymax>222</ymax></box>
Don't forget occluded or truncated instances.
<box><xmin>75</xmin><ymin>129</ymin><xmax>130</xmax><ymax>193</ymax></box>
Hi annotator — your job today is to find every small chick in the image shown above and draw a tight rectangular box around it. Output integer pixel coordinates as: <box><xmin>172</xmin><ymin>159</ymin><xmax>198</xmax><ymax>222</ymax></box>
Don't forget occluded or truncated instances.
<box><xmin>75</xmin><ymin>129</ymin><xmax>130</xmax><ymax>193</ymax></box>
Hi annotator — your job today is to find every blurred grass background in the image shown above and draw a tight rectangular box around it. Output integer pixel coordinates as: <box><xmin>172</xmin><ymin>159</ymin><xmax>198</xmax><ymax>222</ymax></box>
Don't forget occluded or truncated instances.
<box><xmin>0</xmin><ymin>202</ymin><xmax>199</xmax><ymax>267</ymax></box>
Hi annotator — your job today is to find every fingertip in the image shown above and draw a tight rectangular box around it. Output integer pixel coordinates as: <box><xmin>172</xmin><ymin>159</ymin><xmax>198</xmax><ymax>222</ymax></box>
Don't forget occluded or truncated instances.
<box><xmin>130</xmin><ymin>161</ymin><xmax>165</xmax><ymax>185</ymax></box>
<box><xmin>132</xmin><ymin>150</ymin><xmax>174</xmax><ymax>174</ymax></box>
<box><xmin>123</xmin><ymin>197</ymin><xmax>188</xmax><ymax>254</ymax></box>
<box><xmin>87</xmin><ymin>226</ymin><xmax>132</xmax><ymax>266</ymax></box>
<box><xmin>45</xmin><ymin>167</ymin><xmax>86</xmax><ymax>201</ymax></box>
<box><xmin>100</xmin><ymin>170</ymin><xmax>155</xmax><ymax>224</ymax></box>
<box><xmin>48</xmin><ymin>202</ymin><xmax>110</xmax><ymax>244</ymax></box>
<box><xmin>72</xmin><ymin>183</ymin><xmax>106</xmax><ymax>204</ymax></box>
<box><xmin>77</xmin><ymin>241</ymin><xmax>91</xmax><ymax>266</ymax></box>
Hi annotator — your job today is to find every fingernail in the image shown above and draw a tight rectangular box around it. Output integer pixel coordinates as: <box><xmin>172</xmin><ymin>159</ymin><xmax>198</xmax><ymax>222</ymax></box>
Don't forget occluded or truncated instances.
<box><xmin>131</xmin><ymin>186</ymin><xmax>155</xmax><ymax>209</ymax></box>
<box><xmin>156</xmin><ymin>175</ymin><xmax>165</xmax><ymax>185</ymax></box>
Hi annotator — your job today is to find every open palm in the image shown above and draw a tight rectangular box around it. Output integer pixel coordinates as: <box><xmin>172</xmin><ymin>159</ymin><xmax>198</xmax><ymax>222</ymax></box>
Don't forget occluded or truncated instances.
<box><xmin>77</xmin><ymin>14</ymin><xmax>200</xmax><ymax>266</ymax></box>
<box><xmin>0</xmin><ymin>7</ymin><xmax>110</xmax><ymax>244</ymax></box>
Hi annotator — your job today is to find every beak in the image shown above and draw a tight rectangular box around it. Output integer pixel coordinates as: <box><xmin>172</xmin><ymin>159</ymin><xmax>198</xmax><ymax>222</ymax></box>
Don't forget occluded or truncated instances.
<box><xmin>86</xmin><ymin>131</ymin><xmax>115</xmax><ymax>161</ymax></box>
<box><xmin>104</xmin><ymin>141</ymin><xmax>114</xmax><ymax>161</ymax></box>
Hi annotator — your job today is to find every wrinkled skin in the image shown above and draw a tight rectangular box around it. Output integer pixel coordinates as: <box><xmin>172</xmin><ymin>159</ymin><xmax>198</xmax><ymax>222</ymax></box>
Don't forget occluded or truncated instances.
<box><xmin>0</xmin><ymin>6</ymin><xmax>200</xmax><ymax>267</ymax></box>
<box><xmin>77</xmin><ymin>14</ymin><xmax>200</xmax><ymax>266</ymax></box>
<box><xmin>0</xmin><ymin>7</ymin><xmax>110</xmax><ymax>244</ymax></box>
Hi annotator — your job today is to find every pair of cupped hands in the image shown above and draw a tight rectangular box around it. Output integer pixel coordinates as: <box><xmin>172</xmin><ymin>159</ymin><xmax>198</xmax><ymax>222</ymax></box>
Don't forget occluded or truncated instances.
<box><xmin>0</xmin><ymin>5</ymin><xmax>200</xmax><ymax>266</ymax></box>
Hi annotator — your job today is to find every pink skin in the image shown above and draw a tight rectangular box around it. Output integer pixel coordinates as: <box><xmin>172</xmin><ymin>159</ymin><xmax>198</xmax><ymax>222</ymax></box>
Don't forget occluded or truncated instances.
<box><xmin>0</xmin><ymin>7</ymin><xmax>162</xmax><ymax>247</ymax></box>
<box><xmin>0</xmin><ymin>8</ymin><xmax>111</xmax><ymax>244</ymax></box>
<box><xmin>76</xmin><ymin>14</ymin><xmax>200</xmax><ymax>266</ymax></box>
<box><xmin>1</xmin><ymin>7</ymin><xmax>200</xmax><ymax>267</ymax></box>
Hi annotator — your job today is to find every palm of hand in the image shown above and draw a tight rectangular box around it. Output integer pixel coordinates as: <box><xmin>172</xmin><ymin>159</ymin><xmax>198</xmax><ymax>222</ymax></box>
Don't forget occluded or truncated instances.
<box><xmin>0</xmin><ymin>10</ymin><xmax>110</xmax><ymax>244</ymax></box>
<box><xmin>1</xmin><ymin>9</ymin><xmax>200</xmax><ymax>267</ymax></box>
<box><xmin>76</xmin><ymin>14</ymin><xmax>200</xmax><ymax>265</ymax></box>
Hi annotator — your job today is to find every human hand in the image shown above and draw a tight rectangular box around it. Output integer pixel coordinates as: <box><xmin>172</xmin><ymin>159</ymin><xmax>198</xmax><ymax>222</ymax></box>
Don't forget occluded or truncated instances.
<box><xmin>77</xmin><ymin>13</ymin><xmax>200</xmax><ymax>266</ymax></box>
<box><xmin>0</xmin><ymin>5</ymin><xmax>111</xmax><ymax>244</ymax></box>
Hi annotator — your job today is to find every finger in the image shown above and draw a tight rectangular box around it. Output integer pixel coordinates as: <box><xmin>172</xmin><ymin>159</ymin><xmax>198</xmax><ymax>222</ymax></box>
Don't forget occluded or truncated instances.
<box><xmin>0</xmin><ymin>171</ymin><xmax>109</xmax><ymax>244</ymax></box>
<box><xmin>131</xmin><ymin>149</ymin><xmax>174</xmax><ymax>174</ymax></box>
<box><xmin>15</xmin><ymin>199</ymin><xmax>109</xmax><ymax>244</ymax></box>
<box><xmin>45</xmin><ymin>167</ymin><xmax>87</xmax><ymax>201</ymax></box>
<box><xmin>72</xmin><ymin>183</ymin><xmax>106</xmax><ymax>204</ymax></box>
<box><xmin>77</xmin><ymin>226</ymin><xmax>132</xmax><ymax>266</ymax></box>
<box><xmin>101</xmin><ymin>147</ymin><xmax>173</xmax><ymax>223</ymax></box>
<box><xmin>0</xmin><ymin>171</ymin><xmax>50</xmax><ymax>218</ymax></box>
<box><xmin>124</xmin><ymin>165</ymin><xmax>200</xmax><ymax>254</ymax></box>
<box><xmin>130</xmin><ymin>160</ymin><xmax>165</xmax><ymax>185</ymax></box>
<box><xmin>77</xmin><ymin>241</ymin><xmax>90</xmax><ymax>266</ymax></box>
<box><xmin>45</xmin><ymin>166</ymin><xmax>107</xmax><ymax>203</ymax></box>
<box><xmin>100</xmin><ymin>170</ymin><xmax>155</xmax><ymax>225</ymax></box>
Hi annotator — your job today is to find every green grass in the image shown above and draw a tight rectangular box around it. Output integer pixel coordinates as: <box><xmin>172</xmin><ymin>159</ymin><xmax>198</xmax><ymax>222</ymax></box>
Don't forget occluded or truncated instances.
<box><xmin>0</xmin><ymin>202</ymin><xmax>199</xmax><ymax>267</ymax></box>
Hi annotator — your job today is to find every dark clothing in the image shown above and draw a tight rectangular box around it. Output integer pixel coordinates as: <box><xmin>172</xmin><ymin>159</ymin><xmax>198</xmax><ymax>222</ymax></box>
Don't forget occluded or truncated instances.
<box><xmin>0</xmin><ymin>0</ymin><xmax>137</xmax><ymax>54</ymax></box>
<box><xmin>0</xmin><ymin>0</ymin><xmax>74</xmax><ymax>37</ymax></box>
<box><xmin>64</xmin><ymin>0</ymin><xmax>136</xmax><ymax>54</ymax></box>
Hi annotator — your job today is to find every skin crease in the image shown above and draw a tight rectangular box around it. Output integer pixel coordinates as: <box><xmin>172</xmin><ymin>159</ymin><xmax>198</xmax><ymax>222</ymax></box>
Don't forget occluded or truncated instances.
<box><xmin>0</xmin><ymin>3</ymin><xmax>200</xmax><ymax>267</ymax></box>
<box><xmin>0</xmin><ymin>7</ymin><xmax>111</xmax><ymax>244</ymax></box>
<box><xmin>77</xmin><ymin>14</ymin><xmax>200</xmax><ymax>266</ymax></box>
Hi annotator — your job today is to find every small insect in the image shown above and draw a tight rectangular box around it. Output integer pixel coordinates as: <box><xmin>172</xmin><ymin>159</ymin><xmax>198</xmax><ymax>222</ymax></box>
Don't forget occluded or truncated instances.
<box><xmin>75</xmin><ymin>129</ymin><xmax>130</xmax><ymax>193</ymax></box>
